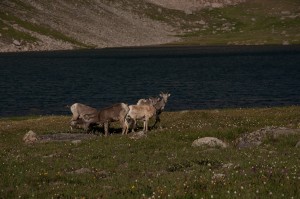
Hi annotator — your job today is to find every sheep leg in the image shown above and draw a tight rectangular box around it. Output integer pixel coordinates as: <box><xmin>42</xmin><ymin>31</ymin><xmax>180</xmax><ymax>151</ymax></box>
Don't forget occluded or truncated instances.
<box><xmin>83</xmin><ymin>122</ymin><xmax>91</xmax><ymax>133</ymax></box>
<box><xmin>143</xmin><ymin>119</ymin><xmax>149</xmax><ymax>132</ymax></box>
<box><xmin>120</xmin><ymin>119</ymin><xmax>128</xmax><ymax>135</ymax></box>
<box><xmin>131</xmin><ymin>119</ymin><xmax>137</xmax><ymax>133</ymax></box>
<box><xmin>152</xmin><ymin>114</ymin><xmax>161</xmax><ymax>129</ymax></box>
<box><xmin>123</xmin><ymin>119</ymin><xmax>129</xmax><ymax>135</ymax></box>
<box><xmin>104</xmin><ymin>122</ymin><xmax>109</xmax><ymax>136</ymax></box>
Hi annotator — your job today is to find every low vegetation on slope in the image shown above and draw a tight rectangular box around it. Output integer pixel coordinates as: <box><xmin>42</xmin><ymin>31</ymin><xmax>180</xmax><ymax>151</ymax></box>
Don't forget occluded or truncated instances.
<box><xmin>0</xmin><ymin>106</ymin><xmax>299</xmax><ymax>198</ymax></box>
<box><xmin>175</xmin><ymin>0</ymin><xmax>300</xmax><ymax>45</ymax></box>
<box><xmin>0</xmin><ymin>0</ymin><xmax>299</xmax><ymax>51</ymax></box>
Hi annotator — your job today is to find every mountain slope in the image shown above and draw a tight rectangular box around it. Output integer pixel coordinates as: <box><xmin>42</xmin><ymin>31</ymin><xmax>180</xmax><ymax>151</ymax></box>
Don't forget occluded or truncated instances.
<box><xmin>0</xmin><ymin>0</ymin><xmax>178</xmax><ymax>52</ymax></box>
<box><xmin>0</xmin><ymin>0</ymin><xmax>299</xmax><ymax>52</ymax></box>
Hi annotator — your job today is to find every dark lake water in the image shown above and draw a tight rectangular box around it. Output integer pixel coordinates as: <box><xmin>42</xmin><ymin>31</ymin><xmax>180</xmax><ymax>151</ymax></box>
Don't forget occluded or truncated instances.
<box><xmin>0</xmin><ymin>45</ymin><xmax>300</xmax><ymax>117</ymax></box>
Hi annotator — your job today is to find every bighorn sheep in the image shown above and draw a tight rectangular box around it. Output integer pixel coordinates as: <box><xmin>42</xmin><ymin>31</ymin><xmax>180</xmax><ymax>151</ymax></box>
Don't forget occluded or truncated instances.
<box><xmin>97</xmin><ymin>103</ymin><xmax>129</xmax><ymax>136</ymax></box>
<box><xmin>136</xmin><ymin>92</ymin><xmax>171</xmax><ymax>128</ymax></box>
<box><xmin>70</xmin><ymin>103</ymin><xmax>99</xmax><ymax>132</ymax></box>
<box><xmin>126</xmin><ymin>103</ymin><xmax>157</xmax><ymax>133</ymax></box>
<box><xmin>70</xmin><ymin>103</ymin><xmax>129</xmax><ymax>136</ymax></box>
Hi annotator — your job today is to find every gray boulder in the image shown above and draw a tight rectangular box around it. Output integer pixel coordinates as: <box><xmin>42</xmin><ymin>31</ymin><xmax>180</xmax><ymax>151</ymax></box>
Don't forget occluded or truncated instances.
<box><xmin>192</xmin><ymin>137</ymin><xmax>227</xmax><ymax>148</ymax></box>
<box><xmin>236</xmin><ymin>126</ymin><xmax>300</xmax><ymax>148</ymax></box>
<box><xmin>13</xmin><ymin>40</ymin><xmax>21</xmax><ymax>46</ymax></box>
<box><xmin>23</xmin><ymin>130</ymin><xmax>38</xmax><ymax>144</ymax></box>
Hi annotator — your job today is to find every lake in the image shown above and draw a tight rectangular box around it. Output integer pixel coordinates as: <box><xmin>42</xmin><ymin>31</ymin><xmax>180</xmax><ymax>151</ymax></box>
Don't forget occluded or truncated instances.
<box><xmin>0</xmin><ymin>45</ymin><xmax>300</xmax><ymax>117</ymax></box>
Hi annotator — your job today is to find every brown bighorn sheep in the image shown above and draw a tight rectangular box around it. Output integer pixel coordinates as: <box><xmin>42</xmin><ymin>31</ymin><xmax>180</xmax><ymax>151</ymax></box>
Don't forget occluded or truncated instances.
<box><xmin>136</xmin><ymin>92</ymin><xmax>171</xmax><ymax>128</ymax></box>
<box><xmin>97</xmin><ymin>103</ymin><xmax>129</xmax><ymax>136</ymax></box>
<box><xmin>70</xmin><ymin>103</ymin><xmax>129</xmax><ymax>136</ymax></box>
<box><xmin>126</xmin><ymin>103</ymin><xmax>157</xmax><ymax>133</ymax></box>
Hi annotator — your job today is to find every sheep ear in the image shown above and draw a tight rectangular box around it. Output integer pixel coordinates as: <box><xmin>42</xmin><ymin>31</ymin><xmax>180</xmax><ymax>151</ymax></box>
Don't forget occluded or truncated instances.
<box><xmin>159</xmin><ymin>93</ymin><xmax>163</xmax><ymax>97</ymax></box>
<box><xmin>168</xmin><ymin>94</ymin><xmax>171</xmax><ymax>97</ymax></box>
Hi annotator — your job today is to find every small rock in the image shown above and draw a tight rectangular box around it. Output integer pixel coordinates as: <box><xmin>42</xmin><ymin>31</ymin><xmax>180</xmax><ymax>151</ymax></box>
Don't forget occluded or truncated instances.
<box><xmin>222</xmin><ymin>163</ymin><xmax>234</xmax><ymax>169</ymax></box>
<box><xmin>71</xmin><ymin>140</ymin><xmax>82</xmax><ymax>144</ymax></box>
<box><xmin>282</xmin><ymin>41</ymin><xmax>289</xmax><ymax>45</ymax></box>
<box><xmin>23</xmin><ymin>130</ymin><xmax>38</xmax><ymax>144</ymax></box>
<box><xmin>192</xmin><ymin>137</ymin><xmax>227</xmax><ymax>148</ymax></box>
<box><xmin>211</xmin><ymin>3</ymin><xmax>223</xmax><ymax>8</ymax></box>
<box><xmin>129</xmin><ymin>131</ymin><xmax>147</xmax><ymax>140</ymax></box>
<box><xmin>281</xmin><ymin>11</ymin><xmax>291</xmax><ymax>15</ymax></box>
<box><xmin>74</xmin><ymin>168</ymin><xmax>91</xmax><ymax>174</ymax></box>
<box><xmin>13</xmin><ymin>40</ymin><xmax>21</xmax><ymax>46</ymax></box>
<box><xmin>184</xmin><ymin>9</ymin><xmax>193</xmax><ymax>15</ymax></box>
<box><xmin>197</xmin><ymin>20</ymin><xmax>206</xmax><ymax>25</ymax></box>
<box><xmin>212</xmin><ymin>173</ymin><xmax>225</xmax><ymax>180</ymax></box>
<box><xmin>296</xmin><ymin>141</ymin><xmax>300</xmax><ymax>148</ymax></box>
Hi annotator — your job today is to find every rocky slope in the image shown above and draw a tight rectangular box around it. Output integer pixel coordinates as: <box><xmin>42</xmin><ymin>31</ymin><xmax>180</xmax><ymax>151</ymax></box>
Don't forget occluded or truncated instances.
<box><xmin>0</xmin><ymin>0</ymin><xmax>175</xmax><ymax>52</ymax></box>
<box><xmin>147</xmin><ymin>0</ymin><xmax>245</xmax><ymax>12</ymax></box>
<box><xmin>0</xmin><ymin>0</ymin><xmax>299</xmax><ymax>52</ymax></box>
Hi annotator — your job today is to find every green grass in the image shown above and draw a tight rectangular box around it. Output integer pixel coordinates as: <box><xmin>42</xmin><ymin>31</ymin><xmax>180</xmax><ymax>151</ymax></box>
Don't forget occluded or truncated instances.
<box><xmin>0</xmin><ymin>106</ymin><xmax>300</xmax><ymax>198</ymax></box>
<box><xmin>171</xmin><ymin>0</ymin><xmax>300</xmax><ymax>45</ymax></box>
<box><xmin>0</xmin><ymin>18</ymin><xmax>38</xmax><ymax>43</ymax></box>
<box><xmin>111</xmin><ymin>0</ymin><xmax>299</xmax><ymax>46</ymax></box>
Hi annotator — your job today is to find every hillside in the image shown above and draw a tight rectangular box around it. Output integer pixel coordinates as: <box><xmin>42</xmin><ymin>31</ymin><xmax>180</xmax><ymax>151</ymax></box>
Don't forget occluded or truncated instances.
<box><xmin>0</xmin><ymin>0</ymin><xmax>299</xmax><ymax>52</ymax></box>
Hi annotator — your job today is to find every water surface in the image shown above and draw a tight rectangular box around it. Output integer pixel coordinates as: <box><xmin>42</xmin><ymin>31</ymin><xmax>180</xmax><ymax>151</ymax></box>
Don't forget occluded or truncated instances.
<box><xmin>0</xmin><ymin>45</ymin><xmax>299</xmax><ymax>117</ymax></box>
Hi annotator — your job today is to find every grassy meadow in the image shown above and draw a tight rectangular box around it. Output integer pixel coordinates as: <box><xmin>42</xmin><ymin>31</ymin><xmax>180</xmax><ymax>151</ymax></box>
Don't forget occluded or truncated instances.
<box><xmin>173</xmin><ymin>0</ymin><xmax>300</xmax><ymax>45</ymax></box>
<box><xmin>0</xmin><ymin>106</ymin><xmax>300</xmax><ymax>198</ymax></box>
